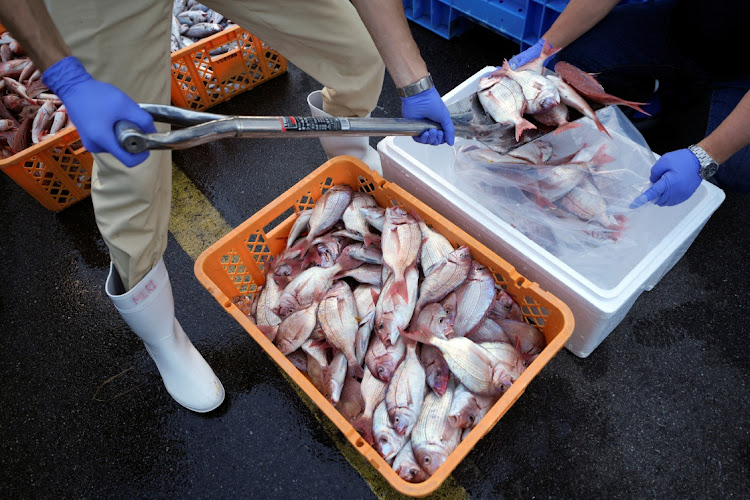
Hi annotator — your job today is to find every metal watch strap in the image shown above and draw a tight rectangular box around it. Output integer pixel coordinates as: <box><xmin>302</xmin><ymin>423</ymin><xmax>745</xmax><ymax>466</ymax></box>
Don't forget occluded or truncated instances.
<box><xmin>688</xmin><ymin>144</ymin><xmax>719</xmax><ymax>179</ymax></box>
<box><xmin>397</xmin><ymin>74</ymin><xmax>434</xmax><ymax>98</ymax></box>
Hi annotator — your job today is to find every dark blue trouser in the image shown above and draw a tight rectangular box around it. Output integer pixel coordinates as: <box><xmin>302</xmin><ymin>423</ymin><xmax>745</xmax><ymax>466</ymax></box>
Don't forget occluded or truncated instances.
<box><xmin>552</xmin><ymin>0</ymin><xmax>750</xmax><ymax>192</ymax></box>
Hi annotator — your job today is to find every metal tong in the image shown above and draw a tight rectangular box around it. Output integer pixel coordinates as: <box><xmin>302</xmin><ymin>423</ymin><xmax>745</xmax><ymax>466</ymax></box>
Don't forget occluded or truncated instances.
<box><xmin>115</xmin><ymin>104</ymin><xmax>441</xmax><ymax>154</ymax></box>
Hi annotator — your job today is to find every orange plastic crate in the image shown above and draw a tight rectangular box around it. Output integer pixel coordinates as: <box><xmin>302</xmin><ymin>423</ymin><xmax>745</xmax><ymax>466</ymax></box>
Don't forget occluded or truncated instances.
<box><xmin>195</xmin><ymin>156</ymin><xmax>574</xmax><ymax>497</ymax></box>
<box><xmin>170</xmin><ymin>25</ymin><xmax>288</xmax><ymax>111</ymax></box>
<box><xmin>0</xmin><ymin>126</ymin><xmax>93</xmax><ymax>212</ymax></box>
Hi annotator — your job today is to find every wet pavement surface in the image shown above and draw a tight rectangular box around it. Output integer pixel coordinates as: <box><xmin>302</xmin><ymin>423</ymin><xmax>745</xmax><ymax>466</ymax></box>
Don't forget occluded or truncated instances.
<box><xmin>2</xmin><ymin>22</ymin><xmax>749</xmax><ymax>499</ymax></box>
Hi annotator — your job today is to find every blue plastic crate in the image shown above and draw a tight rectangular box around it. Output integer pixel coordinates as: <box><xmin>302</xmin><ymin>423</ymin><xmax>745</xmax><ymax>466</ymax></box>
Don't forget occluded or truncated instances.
<box><xmin>404</xmin><ymin>0</ymin><xmax>652</xmax><ymax>48</ymax></box>
<box><xmin>402</xmin><ymin>0</ymin><xmax>475</xmax><ymax>39</ymax></box>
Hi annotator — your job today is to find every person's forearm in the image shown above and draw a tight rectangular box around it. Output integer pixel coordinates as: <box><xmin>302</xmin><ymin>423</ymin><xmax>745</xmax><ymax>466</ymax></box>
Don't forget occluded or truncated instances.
<box><xmin>0</xmin><ymin>0</ymin><xmax>71</xmax><ymax>72</ymax></box>
<box><xmin>542</xmin><ymin>0</ymin><xmax>621</xmax><ymax>49</ymax></box>
<box><xmin>698</xmin><ymin>90</ymin><xmax>750</xmax><ymax>165</ymax></box>
<box><xmin>351</xmin><ymin>0</ymin><xmax>429</xmax><ymax>89</ymax></box>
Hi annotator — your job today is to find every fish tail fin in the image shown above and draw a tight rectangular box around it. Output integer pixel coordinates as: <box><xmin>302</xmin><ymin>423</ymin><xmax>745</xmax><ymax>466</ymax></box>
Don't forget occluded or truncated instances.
<box><xmin>390</xmin><ymin>275</ymin><xmax>410</xmax><ymax>303</ymax></box>
<box><xmin>363</xmin><ymin>232</ymin><xmax>381</xmax><ymax>248</ymax></box>
<box><xmin>351</xmin><ymin>414</ymin><xmax>375</xmax><ymax>445</ymax></box>
<box><xmin>514</xmin><ymin>117</ymin><xmax>537</xmax><ymax>142</ymax></box>
<box><xmin>552</xmin><ymin>121</ymin><xmax>582</xmax><ymax>135</ymax></box>
<box><xmin>348</xmin><ymin>359</ymin><xmax>365</xmax><ymax>379</ymax></box>
<box><xmin>590</xmin><ymin>143</ymin><xmax>616</xmax><ymax>166</ymax></box>
<box><xmin>256</xmin><ymin>325</ymin><xmax>278</xmax><ymax>342</ymax></box>
<box><xmin>614</xmin><ymin>99</ymin><xmax>651</xmax><ymax>115</ymax></box>
<box><xmin>400</xmin><ymin>326</ymin><xmax>434</xmax><ymax>345</ymax></box>
<box><xmin>593</xmin><ymin>116</ymin><xmax>612</xmax><ymax>139</ymax></box>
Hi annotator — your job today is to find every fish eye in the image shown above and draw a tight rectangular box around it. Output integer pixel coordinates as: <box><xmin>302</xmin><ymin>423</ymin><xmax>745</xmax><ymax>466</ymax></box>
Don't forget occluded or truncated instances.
<box><xmin>378</xmin><ymin>323</ymin><xmax>384</xmax><ymax>330</ymax></box>
<box><xmin>379</xmin><ymin>436</ymin><xmax>388</xmax><ymax>444</ymax></box>
<box><xmin>423</xmin><ymin>456</ymin><xmax>431</xmax><ymax>465</ymax></box>
<box><xmin>438</xmin><ymin>317</ymin><xmax>444</xmax><ymax>324</ymax></box>
<box><xmin>394</xmin><ymin>416</ymin><xmax>400</xmax><ymax>423</ymax></box>
<box><xmin>408</xmin><ymin>469</ymin><xmax>417</xmax><ymax>478</ymax></box>
<box><xmin>468</xmin><ymin>415</ymin><xmax>475</xmax><ymax>423</ymax></box>
<box><xmin>377</xmin><ymin>366</ymin><xmax>384</xmax><ymax>375</ymax></box>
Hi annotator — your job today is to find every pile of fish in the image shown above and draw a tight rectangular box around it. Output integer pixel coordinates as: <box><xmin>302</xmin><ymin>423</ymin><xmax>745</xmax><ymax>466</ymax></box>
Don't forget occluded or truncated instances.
<box><xmin>172</xmin><ymin>0</ymin><xmax>236</xmax><ymax>54</ymax></box>
<box><xmin>0</xmin><ymin>30</ymin><xmax>69</xmax><ymax>159</ymax></box>
<box><xmin>456</xmin><ymin>138</ymin><xmax>627</xmax><ymax>241</ymax></box>
<box><xmin>477</xmin><ymin>42</ymin><xmax>648</xmax><ymax>143</ymax></box>
<box><xmin>236</xmin><ymin>184</ymin><xmax>547</xmax><ymax>483</ymax></box>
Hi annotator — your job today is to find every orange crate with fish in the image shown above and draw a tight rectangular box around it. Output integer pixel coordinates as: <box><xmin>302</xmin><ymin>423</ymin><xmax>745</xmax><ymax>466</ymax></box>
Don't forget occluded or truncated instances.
<box><xmin>194</xmin><ymin>156</ymin><xmax>574</xmax><ymax>497</ymax></box>
<box><xmin>170</xmin><ymin>25</ymin><xmax>287</xmax><ymax>111</ymax></box>
<box><xmin>0</xmin><ymin>23</ymin><xmax>93</xmax><ymax>212</ymax></box>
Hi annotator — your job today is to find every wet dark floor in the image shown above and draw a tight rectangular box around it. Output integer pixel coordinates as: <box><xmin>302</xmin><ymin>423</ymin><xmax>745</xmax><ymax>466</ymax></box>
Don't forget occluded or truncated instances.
<box><xmin>2</xmin><ymin>21</ymin><xmax>749</xmax><ymax>499</ymax></box>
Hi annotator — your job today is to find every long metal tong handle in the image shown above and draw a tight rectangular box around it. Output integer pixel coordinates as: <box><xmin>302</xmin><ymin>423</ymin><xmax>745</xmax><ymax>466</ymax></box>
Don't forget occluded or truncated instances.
<box><xmin>115</xmin><ymin>104</ymin><xmax>439</xmax><ymax>154</ymax></box>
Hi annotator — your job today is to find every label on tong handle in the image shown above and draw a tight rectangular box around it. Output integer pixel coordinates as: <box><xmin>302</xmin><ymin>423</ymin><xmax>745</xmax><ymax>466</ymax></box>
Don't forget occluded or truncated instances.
<box><xmin>280</xmin><ymin>116</ymin><xmax>351</xmax><ymax>132</ymax></box>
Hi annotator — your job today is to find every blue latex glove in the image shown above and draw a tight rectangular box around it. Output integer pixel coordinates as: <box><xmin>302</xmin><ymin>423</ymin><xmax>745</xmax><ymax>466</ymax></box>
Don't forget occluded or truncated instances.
<box><xmin>508</xmin><ymin>38</ymin><xmax>549</xmax><ymax>70</ymax></box>
<box><xmin>629</xmin><ymin>149</ymin><xmax>702</xmax><ymax>208</ymax></box>
<box><xmin>42</xmin><ymin>56</ymin><xmax>157</xmax><ymax>167</ymax></box>
<box><xmin>401</xmin><ymin>86</ymin><xmax>455</xmax><ymax>146</ymax></box>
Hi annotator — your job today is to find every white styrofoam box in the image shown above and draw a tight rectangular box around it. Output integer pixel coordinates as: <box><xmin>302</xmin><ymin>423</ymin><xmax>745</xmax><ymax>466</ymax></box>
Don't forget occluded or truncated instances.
<box><xmin>377</xmin><ymin>67</ymin><xmax>726</xmax><ymax>357</ymax></box>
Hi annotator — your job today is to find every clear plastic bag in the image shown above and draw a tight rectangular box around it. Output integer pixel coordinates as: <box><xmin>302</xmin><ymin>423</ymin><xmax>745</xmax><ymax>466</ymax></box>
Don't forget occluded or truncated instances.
<box><xmin>451</xmin><ymin>105</ymin><xmax>656</xmax><ymax>259</ymax></box>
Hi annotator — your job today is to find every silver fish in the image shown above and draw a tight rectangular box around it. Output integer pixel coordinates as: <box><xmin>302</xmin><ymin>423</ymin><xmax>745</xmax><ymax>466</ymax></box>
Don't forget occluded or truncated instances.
<box><xmin>274</xmin><ymin>302</ymin><xmax>318</xmax><ymax>355</ymax></box>
<box><xmin>184</xmin><ymin>22</ymin><xmax>224</xmax><ymax>39</ymax></box>
<box><xmin>447</xmin><ymin>383</ymin><xmax>496</xmax><ymax>429</ymax></box>
<box><xmin>411</xmin><ymin>377</ymin><xmax>460</xmax><ymax>476</ymax></box>
<box><xmin>489</xmin><ymin>289</ymin><xmax>524</xmax><ymax>322</ymax></box>
<box><xmin>374</xmin><ymin>267</ymin><xmax>419</xmax><ymax>346</ymax></box>
<box><xmin>413</xmin><ymin>245</ymin><xmax>472</xmax><ymax>318</ymax></box>
<box><xmin>453</xmin><ymin>261</ymin><xmax>496</xmax><ymax>337</ymax></box>
<box><xmin>365</xmin><ymin>333</ymin><xmax>406</xmax><ymax>383</ymax></box>
<box><xmin>254</xmin><ymin>275</ymin><xmax>283</xmax><ymax>341</ymax></box>
<box><xmin>420</xmin><ymin>344</ymin><xmax>451</xmax><ymax>396</ymax></box>
<box><xmin>353</xmin><ymin>285</ymin><xmax>380</xmax><ymax>366</ymax></box>
<box><xmin>496</xmin><ymin>60</ymin><xmax>559</xmax><ymax>114</ymax></box>
<box><xmin>48</xmin><ymin>104</ymin><xmax>67</xmax><ymax>136</ymax></box>
<box><xmin>323</xmin><ymin>351</ymin><xmax>348</xmax><ymax>404</ymax></box>
<box><xmin>351</xmin><ymin>367</ymin><xmax>388</xmax><ymax>445</ymax></box>
<box><xmin>418</xmin><ymin>221</ymin><xmax>454</xmax><ymax>277</ymax></box>
<box><xmin>317</xmin><ymin>281</ymin><xmax>362</xmax><ymax>377</ymax></box>
<box><xmin>479</xmin><ymin>342</ymin><xmax>526</xmax><ymax>382</ymax></box>
<box><xmin>343</xmin><ymin>192</ymin><xmax>380</xmax><ymax>246</ymax></box>
<box><xmin>404</xmin><ymin>328</ymin><xmax>511</xmax><ymax>397</ymax></box>
<box><xmin>336</xmin><ymin>375</ymin><xmax>364</xmax><ymax>424</ymax></box>
<box><xmin>385</xmin><ymin>342</ymin><xmax>426</xmax><ymax>436</ymax></box>
<box><xmin>360</xmin><ymin>206</ymin><xmax>386</xmax><ymax>232</ymax></box>
<box><xmin>286</xmin><ymin>209</ymin><xmax>312</xmax><ymax>250</ymax></box>
<box><xmin>373</xmin><ymin>400</ymin><xmax>407</xmax><ymax>462</ymax></box>
<box><xmin>494</xmin><ymin>319</ymin><xmax>546</xmax><ymax>357</ymax></box>
<box><xmin>477</xmin><ymin>75</ymin><xmax>536</xmax><ymax>141</ymax></box>
<box><xmin>381</xmin><ymin>207</ymin><xmax>421</xmax><ymax>302</ymax></box>
<box><xmin>392</xmin><ymin>441</ymin><xmax>429</xmax><ymax>483</ymax></box>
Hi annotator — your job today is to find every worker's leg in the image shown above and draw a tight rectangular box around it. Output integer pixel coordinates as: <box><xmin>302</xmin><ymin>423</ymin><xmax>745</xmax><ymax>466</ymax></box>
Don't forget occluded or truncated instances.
<box><xmin>708</xmin><ymin>86</ymin><xmax>750</xmax><ymax>193</ymax></box>
<box><xmin>204</xmin><ymin>0</ymin><xmax>386</xmax><ymax>169</ymax></box>
<box><xmin>44</xmin><ymin>0</ymin><xmax>224</xmax><ymax>412</ymax></box>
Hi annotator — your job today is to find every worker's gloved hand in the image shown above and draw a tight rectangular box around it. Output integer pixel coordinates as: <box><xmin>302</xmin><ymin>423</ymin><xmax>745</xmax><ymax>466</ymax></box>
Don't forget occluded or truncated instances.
<box><xmin>629</xmin><ymin>149</ymin><xmax>702</xmax><ymax>208</ymax></box>
<box><xmin>508</xmin><ymin>38</ymin><xmax>550</xmax><ymax>70</ymax></box>
<box><xmin>401</xmin><ymin>86</ymin><xmax>455</xmax><ymax>146</ymax></box>
<box><xmin>42</xmin><ymin>56</ymin><xmax>156</xmax><ymax>167</ymax></box>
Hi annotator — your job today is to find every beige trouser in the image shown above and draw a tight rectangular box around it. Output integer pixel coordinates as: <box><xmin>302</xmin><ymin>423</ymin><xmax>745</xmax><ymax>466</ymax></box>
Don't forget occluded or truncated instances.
<box><xmin>45</xmin><ymin>0</ymin><xmax>385</xmax><ymax>290</ymax></box>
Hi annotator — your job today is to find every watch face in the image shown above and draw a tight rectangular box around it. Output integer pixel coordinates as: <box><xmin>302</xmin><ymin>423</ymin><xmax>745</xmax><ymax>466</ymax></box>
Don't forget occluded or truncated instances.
<box><xmin>701</xmin><ymin>162</ymin><xmax>719</xmax><ymax>179</ymax></box>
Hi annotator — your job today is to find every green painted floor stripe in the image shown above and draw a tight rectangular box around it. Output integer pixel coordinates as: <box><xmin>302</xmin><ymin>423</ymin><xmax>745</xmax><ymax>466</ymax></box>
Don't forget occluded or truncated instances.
<box><xmin>168</xmin><ymin>164</ymin><xmax>468</xmax><ymax>500</ymax></box>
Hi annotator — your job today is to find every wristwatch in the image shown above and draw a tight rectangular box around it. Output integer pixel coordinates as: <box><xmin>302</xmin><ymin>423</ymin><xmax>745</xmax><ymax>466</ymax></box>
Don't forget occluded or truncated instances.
<box><xmin>397</xmin><ymin>74</ymin><xmax>434</xmax><ymax>98</ymax></box>
<box><xmin>688</xmin><ymin>144</ymin><xmax>719</xmax><ymax>179</ymax></box>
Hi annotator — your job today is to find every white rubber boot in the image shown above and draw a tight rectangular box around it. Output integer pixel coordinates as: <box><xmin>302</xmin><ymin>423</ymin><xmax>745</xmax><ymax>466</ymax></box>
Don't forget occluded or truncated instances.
<box><xmin>106</xmin><ymin>259</ymin><xmax>225</xmax><ymax>412</ymax></box>
<box><xmin>307</xmin><ymin>90</ymin><xmax>382</xmax><ymax>174</ymax></box>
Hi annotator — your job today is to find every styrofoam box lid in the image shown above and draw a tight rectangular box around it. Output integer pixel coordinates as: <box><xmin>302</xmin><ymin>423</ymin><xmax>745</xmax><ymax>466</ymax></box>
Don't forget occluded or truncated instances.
<box><xmin>378</xmin><ymin>67</ymin><xmax>726</xmax><ymax>311</ymax></box>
